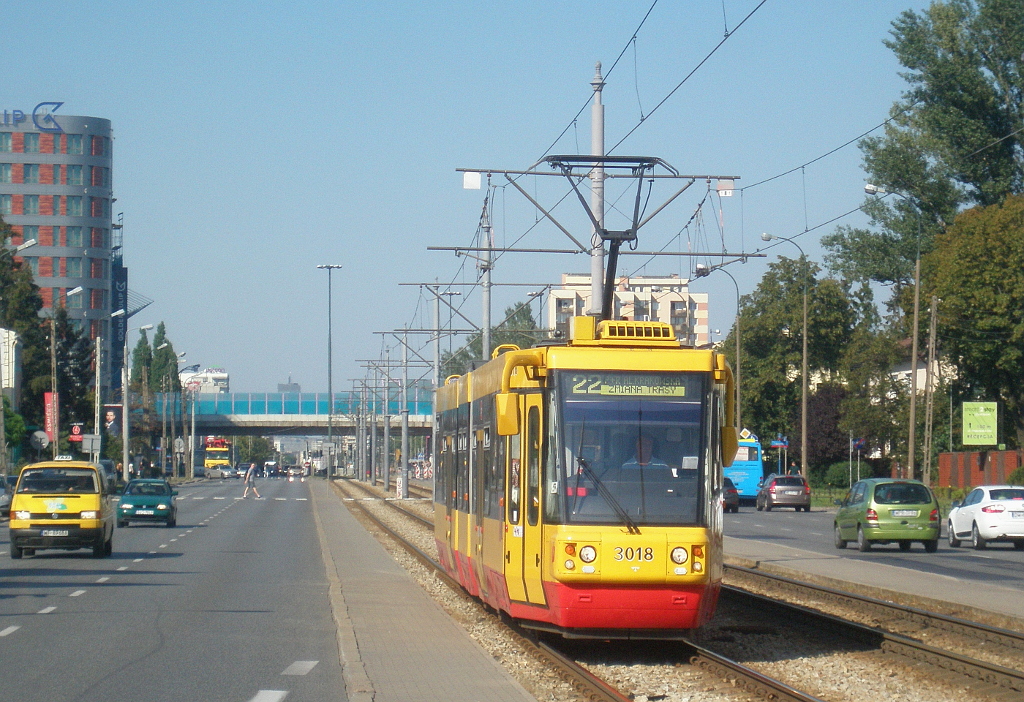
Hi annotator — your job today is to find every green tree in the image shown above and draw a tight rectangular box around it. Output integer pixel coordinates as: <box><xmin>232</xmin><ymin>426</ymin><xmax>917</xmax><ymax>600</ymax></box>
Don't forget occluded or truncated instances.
<box><xmin>50</xmin><ymin>306</ymin><xmax>95</xmax><ymax>441</ymax></box>
<box><xmin>150</xmin><ymin>323</ymin><xmax>182</xmax><ymax>394</ymax></box>
<box><xmin>925</xmin><ymin>194</ymin><xmax>1024</xmax><ymax>446</ymax></box>
<box><xmin>236</xmin><ymin>436</ymin><xmax>274</xmax><ymax>465</ymax></box>
<box><xmin>824</xmin><ymin>0</ymin><xmax>1023</xmax><ymax>308</ymax></box>
<box><xmin>724</xmin><ymin>258</ymin><xmax>855</xmax><ymax>457</ymax></box>
<box><xmin>441</xmin><ymin>302</ymin><xmax>541</xmax><ymax>378</ymax></box>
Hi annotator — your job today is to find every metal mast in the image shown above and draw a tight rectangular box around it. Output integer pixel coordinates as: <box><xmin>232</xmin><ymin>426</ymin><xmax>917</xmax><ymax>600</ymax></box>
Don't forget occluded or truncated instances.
<box><xmin>589</xmin><ymin>62</ymin><xmax>606</xmax><ymax>315</ymax></box>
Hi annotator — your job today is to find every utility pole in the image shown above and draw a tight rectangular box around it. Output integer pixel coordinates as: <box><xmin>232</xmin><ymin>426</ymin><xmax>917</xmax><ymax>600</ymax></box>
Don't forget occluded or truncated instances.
<box><xmin>480</xmin><ymin>197</ymin><xmax>493</xmax><ymax>361</ymax></box>
<box><xmin>93</xmin><ymin>336</ymin><xmax>102</xmax><ymax>463</ymax></box>
<box><xmin>400</xmin><ymin>331</ymin><xmax>409</xmax><ymax>499</ymax></box>
<box><xmin>589</xmin><ymin>61</ymin><xmax>606</xmax><ymax>315</ymax></box>
<box><xmin>50</xmin><ymin>316</ymin><xmax>59</xmax><ymax>459</ymax></box>
<box><xmin>922</xmin><ymin>296</ymin><xmax>939</xmax><ymax>487</ymax></box>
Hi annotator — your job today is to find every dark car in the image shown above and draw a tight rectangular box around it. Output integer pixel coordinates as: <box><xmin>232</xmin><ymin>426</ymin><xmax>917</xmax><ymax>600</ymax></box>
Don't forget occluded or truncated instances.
<box><xmin>117</xmin><ymin>479</ymin><xmax>178</xmax><ymax>528</ymax></box>
<box><xmin>756</xmin><ymin>473</ymin><xmax>811</xmax><ymax>512</ymax></box>
<box><xmin>722</xmin><ymin>477</ymin><xmax>740</xmax><ymax>513</ymax></box>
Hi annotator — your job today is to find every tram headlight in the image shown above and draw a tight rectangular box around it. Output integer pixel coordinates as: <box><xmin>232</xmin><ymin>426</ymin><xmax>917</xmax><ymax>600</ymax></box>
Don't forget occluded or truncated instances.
<box><xmin>670</xmin><ymin>547</ymin><xmax>688</xmax><ymax>564</ymax></box>
<box><xmin>564</xmin><ymin>559</ymin><xmax>575</xmax><ymax>570</ymax></box>
<box><xmin>579</xmin><ymin>545</ymin><xmax>597</xmax><ymax>563</ymax></box>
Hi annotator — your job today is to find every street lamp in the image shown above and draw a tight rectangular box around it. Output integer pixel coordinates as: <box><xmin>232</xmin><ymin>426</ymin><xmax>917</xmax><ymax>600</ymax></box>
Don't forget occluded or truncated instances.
<box><xmin>865</xmin><ymin>183</ymin><xmax>922</xmax><ymax>479</ymax></box>
<box><xmin>761</xmin><ymin>232</ymin><xmax>808</xmax><ymax>479</ymax></box>
<box><xmin>317</xmin><ymin>264</ymin><xmax>342</xmax><ymax>478</ymax></box>
<box><xmin>112</xmin><ymin>308</ymin><xmax>152</xmax><ymax>482</ymax></box>
<box><xmin>694</xmin><ymin>264</ymin><xmax>742</xmax><ymax>430</ymax></box>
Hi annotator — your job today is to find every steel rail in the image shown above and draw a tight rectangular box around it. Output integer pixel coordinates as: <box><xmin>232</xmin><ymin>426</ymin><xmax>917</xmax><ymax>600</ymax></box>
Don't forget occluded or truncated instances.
<box><xmin>726</xmin><ymin>564</ymin><xmax>1024</xmax><ymax>651</ymax></box>
<box><xmin>723</xmin><ymin>583</ymin><xmax>1024</xmax><ymax>695</ymax></box>
<box><xmin>333</xmin><ymin>479</ymin><xmax>829</xmax><ymax>702</ymax></box>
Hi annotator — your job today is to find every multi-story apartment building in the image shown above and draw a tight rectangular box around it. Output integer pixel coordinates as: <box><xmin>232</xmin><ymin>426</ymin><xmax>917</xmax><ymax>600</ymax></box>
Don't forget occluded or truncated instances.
<box><xmin>0</xmin><ymin>105</ymin><xmax>123</xmax><ymax>391</ymax></box>
<box><xmin>548</xmin><ymin>273</ymin><xmax>709</xmax><ymax>346</ymax></box>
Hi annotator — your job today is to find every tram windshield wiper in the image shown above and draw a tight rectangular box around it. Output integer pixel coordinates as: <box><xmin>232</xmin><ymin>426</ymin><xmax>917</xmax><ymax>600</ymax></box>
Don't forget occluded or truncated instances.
<box><xmin>574</xmin><ymin>455</ymin><xmax>641</xmax><ymax>535</ymax></box>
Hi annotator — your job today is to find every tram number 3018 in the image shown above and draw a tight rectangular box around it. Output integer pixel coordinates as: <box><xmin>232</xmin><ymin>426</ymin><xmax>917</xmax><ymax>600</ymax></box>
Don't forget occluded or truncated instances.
<box><xmin>614</xmin><ymin>547</ymin><xmax>655</xmax><ymax>562</ymax></box>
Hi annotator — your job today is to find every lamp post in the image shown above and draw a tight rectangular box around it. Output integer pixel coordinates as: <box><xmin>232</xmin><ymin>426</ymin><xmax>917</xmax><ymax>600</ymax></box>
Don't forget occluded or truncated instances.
<box><xmin>761</xmin><ymin>233</ymin><xmax>808</xmax><ymax>479</ymax></box>
<box><xmin>865</xmin><ymin>183</ymin><xmax>922</xmax><ymax>479</ymax></box>
<box><xmin>112</xmin><ymin>309</ymin><xmax>152</xmax><ymax>483</ymax></box>
<box><xmin>0</xmin><ymin>238</ymin><xmax>37</xmax><ymax>474</ymax></box>
<box><xmin>694</xmin><ymin>264</ymin><xmax>742</xmax><ymax>430</ymax></box>
<box><xmin>317</xmin><ymin>264</ymin><xmax>342</xmax><ymax>478</ymax></box>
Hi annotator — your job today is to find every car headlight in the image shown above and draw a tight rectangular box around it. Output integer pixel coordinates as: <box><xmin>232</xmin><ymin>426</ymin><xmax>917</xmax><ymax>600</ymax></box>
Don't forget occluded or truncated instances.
<box><xmin>579</xmin><ymin>545</ymin><xmax>597</xmax><ymax>563</ymax></box>
<box><xmin>671</xmin><ymin>547</ymin><xmax>689</xmax><ymax>564</ymax></box>
<box><xmin>15</xmin><ymin>510</ymin><xmax>30</xmax><ymax>520</ymax></box>
<box><xmin>80</xmin><ymin>510</ymin><xmax>98</xmax><ymax>519</ymax></box>
<box><xmin>120</xmin><ymin>503</ymin><xmax>133</xmax><ymax>509</ymax></box>
<box><xmin>156</xmin><ymin>504</ymin><xmax>169</xmax><ymax>510</ymax></box>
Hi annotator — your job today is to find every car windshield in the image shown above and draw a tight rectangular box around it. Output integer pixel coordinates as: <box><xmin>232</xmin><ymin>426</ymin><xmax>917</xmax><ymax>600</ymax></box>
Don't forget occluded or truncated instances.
<box><xmin>989</xmin><ymin>488</ymin><xmax>1024</xmax><ymax>501</ymax></box>
<box><xmin>549</xmin><ymin>370</ymin><xmax>709</xmax><ymax>527</ymax></box>
<box><xmin>127</xmin><ymin>482</ymin><xmax>170</xmax><ymax>496</ymax></box>
<box><xmin>773</xmin><ymin>476</ymin><xmax>805</xmax><ymax>486</ymax></box>
<box><xmin>874</xmin><ymin>483</ymin><xmax>931</xmax><ymax>505</ymax></box>
<box><xmin>17</xmin><ymin>468</ymin><xmax>99</xmax><ymax>494</ymax></box>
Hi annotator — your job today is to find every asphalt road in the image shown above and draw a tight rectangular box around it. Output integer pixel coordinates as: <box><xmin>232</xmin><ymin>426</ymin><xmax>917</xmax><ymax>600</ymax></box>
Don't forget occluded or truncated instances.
<box><xmin>0</xmin><ymin>477</ymin><xmax>346</xmax><ymax>702</ymax></box>
<box><xmin>724</xmin><ymin>504</ymin><xmax>1024</xmax><ymax>592</ymax></box>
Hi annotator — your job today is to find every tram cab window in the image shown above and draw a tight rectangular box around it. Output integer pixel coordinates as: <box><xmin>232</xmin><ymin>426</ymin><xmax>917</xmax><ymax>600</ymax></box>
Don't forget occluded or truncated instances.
<box><xmin>507</xmin><ymin>434</ymin><xmax>521</xmax><ymax>524</ymax></box>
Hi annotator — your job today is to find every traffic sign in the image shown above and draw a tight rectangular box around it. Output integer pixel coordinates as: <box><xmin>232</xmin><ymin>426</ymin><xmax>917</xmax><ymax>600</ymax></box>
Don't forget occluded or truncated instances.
<box><xmin>69</xmin><ymin>423</ymin><xmax>84</xmax><ymax>442</ymax></box>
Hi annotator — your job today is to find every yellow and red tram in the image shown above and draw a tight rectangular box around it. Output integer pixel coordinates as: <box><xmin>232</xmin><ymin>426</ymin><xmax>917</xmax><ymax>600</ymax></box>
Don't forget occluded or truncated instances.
<box><xmin>433</xmin><ymin>316</ymin><xmax>738</xmax><ymax>638</ymax></box>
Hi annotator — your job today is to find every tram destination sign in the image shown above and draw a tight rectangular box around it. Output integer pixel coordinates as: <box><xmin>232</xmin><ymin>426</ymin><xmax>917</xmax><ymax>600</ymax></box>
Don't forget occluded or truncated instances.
<box><xmin>565</xmin><ymin>372</ymin><xmax>697</xmax><ymax>398</ymax></box>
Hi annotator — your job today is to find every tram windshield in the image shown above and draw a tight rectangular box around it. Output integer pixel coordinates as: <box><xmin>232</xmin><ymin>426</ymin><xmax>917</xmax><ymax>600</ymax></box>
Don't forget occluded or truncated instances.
<box><xmin>548</xmin><ymin>370</ymin><xmax>709</xmax><ymax>527</ymax></box>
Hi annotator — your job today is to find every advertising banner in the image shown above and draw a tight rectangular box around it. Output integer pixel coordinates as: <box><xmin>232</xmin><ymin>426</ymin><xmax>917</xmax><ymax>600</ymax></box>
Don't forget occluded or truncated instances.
<box><xmin>44</xmin><ymin>391</ymin><xmax>59</xmax><ymax>442</ymax></box>
<box><xmin>963</xmin><ymin>402</ymin><xmax>998</xmax><ymax>446</ymax></box>
<box><xmin>103</xmin><ymin>404</ymin><xmax>122</xmax><ymax>437</ymax></box>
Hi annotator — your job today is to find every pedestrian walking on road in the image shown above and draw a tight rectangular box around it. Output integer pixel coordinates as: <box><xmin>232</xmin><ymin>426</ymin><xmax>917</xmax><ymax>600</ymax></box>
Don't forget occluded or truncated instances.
<box><xmin>243</xmin><ymin>463</ymin><xmax>261</xmax><ymax>499</ymax></box>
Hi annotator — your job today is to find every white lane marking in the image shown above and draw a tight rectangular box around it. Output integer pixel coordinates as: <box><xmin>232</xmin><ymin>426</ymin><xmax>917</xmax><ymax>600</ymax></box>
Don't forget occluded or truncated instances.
<box><xmin>133</xmin><ymin>558</ymin><xmax>144</xmax><ymax>562</ymax></box>
<box><xmin>275</xmin><ymin>498</ymin><xmax>287</xmax><ymax>501</ymax></box>
<box><xmin>38</xmin><ymin>606</ymin><xmax>56</xmax><ymax>614</ymax></box>
<box><xmin>70</xmin><ymin>590</ymin><xmax>86</xmax><ymax>597</ymax></box>
<box><xmin>234</xmin><ymin>496</ymin><xmax>244</xmax><ymax>500</ymax></box>
<box><xmin>295</xmin><ymin>498</ymin><xmax>308</xmax><ymax>501</ymax></box>
<box><xmin>158</xmin><ymin>544</ymin><xmax>168</xmax><ymax>549</ymax></box>
<box><xmin>96</xmin><ymin>577</ymin><xmax>110</xmax><ymax>583</ymax></box>
<box><xmin>213</xmin><ymin>497</ymin><xmax>225</xmax><ymax>500</ymax></box>
<box><xmin>281</xmin><ymin>660</ymin><xmax>318</xmax><ymax>676</ymax></box>
<box><xmin>117</xmin><ymin>567</ymin><xmax>128</xmax><ymax>571</ymax></box>
<box><xmin>170</xmin><ymin>539</ymin><xmax>178</xmax><ymax>542</ymax></box>
<box><xmin>192</xmin><ymin>497</ymin><xmax>205</xmax><ymax>500</ymax></box>
<box><xmin>0</xmin><ymin>626</ymin><xmax>20</xmax><ymax>637</ymax></box>
<box><xmin>248</xmin><ymin>691</ymin><xmax>289</xmax><ymax>702</ymax></box>
<box><xmin>149</xmin><ymin>551</ymin><xmax>157</xmax><ymax>554</ymax></box>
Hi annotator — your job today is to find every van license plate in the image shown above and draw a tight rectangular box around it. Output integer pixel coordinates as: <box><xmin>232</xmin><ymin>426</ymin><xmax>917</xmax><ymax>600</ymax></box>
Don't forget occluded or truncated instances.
<box><xmin>891</xmin><ymin>510</ymin><xmax>918</xmax><ymax>517</ymax></box>
<box><xmin>41</xmin><ymin>529</ymin><xmax>69</xmax><ymax>537</ymax></box>
<box><xmin>136</xmin><ymin>509</ymin><xmax>155</xmax><ymax>515</ymax></box>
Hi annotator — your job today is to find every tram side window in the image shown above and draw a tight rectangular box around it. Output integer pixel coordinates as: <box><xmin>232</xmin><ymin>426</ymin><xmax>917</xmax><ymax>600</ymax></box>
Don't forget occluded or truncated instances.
<box><xmin>488</xmin><ymin>431</ymin><xmax>505</xmax><ymax>520</ymax></box>
<box><xmin>527</xmin><ymin>406</ymin><xmax>540</xmax><ymax>526</ymax></box>
<box><xmin>508</xmin><ymin>433</ymin><xmax>521</xmax><ymax>524</ymax></box>
<box><xmin>457</xmin><ymin>430</ymin><xmax>469</xmax><ymax>512</ymax></box>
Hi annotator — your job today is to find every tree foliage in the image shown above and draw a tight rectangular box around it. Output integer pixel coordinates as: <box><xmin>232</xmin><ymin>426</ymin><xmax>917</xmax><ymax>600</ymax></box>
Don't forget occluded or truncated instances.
<box><xmin>824</xmin><ymin>0</ymin><xmax>1023</xmax><ymax>304</ymax></box>
<box><xmin>150</xmin><ymin>323</ymin><xmax>182</xmax><ymax>393</ymax></box>
<box><xmin>925</xmin><ymin>194</ymin><xmax>1024</xmax><ymax>445</ymax></box>
<box><xmin>441</xmin><ymin>302</ymin><xmax>541</xmax><ymax>378</ymax></box>
<box><xmin>50</xmin><ymin>306</ymin><xmax>95</xmax><ymax>433</ymax></box>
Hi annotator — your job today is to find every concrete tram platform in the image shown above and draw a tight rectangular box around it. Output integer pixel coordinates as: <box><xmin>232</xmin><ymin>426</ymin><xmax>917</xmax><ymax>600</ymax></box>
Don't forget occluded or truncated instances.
<box><xmin>308</xmin><ymin>479</ymin><xmax>537</xmax><ymax>702</ymax></box>
<box><xmin>724</xmin><ymin>535</ymin><xmax>1024</xmax><ymax>632</ymax></box>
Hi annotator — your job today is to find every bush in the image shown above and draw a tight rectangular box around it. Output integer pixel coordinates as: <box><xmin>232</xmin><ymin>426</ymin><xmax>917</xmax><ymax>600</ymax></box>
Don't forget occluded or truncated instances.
<box><xmin>1009</xmin><ymin>466</ymin><xmax>1024</xmax><ymax>486</ymax></box>
<box><xmin>823</xmin><ymin>462</ymin><xmax>853</xmax><ymax>489</ymax></box>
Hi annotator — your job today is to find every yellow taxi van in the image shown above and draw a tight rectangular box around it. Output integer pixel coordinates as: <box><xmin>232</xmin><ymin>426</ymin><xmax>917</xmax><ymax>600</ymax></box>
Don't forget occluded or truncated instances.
<box><xmin>8</xmin><ymin>458</ymin><xmax>115</xmax><ymax>559</ymax></box>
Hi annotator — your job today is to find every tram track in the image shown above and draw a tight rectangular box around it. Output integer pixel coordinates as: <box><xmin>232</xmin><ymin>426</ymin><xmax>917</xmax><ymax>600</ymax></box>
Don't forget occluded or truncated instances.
<box><xmin>332</xmin><ymin>478</ymin><xmax>831</xmax><ymax>702</ymax></box>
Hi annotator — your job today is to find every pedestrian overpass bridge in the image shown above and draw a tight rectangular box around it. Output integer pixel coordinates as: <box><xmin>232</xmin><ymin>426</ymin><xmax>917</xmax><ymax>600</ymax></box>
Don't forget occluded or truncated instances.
<box><xmin>155</xmin><ymin>392</ymin><xmax>433</xmax><ymax>436</ymax></box>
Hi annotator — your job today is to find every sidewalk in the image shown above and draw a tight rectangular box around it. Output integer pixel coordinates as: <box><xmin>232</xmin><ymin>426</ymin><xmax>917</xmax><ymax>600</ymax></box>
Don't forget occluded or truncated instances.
<box><xmin>308</xmin><ymin>479</ymin><xmax>537</xmax><ymax>702</ymax></box>
<box><xmin>725</xmin><ymin>534</ymin><xmax>1024</xmax><ymax>630</ymax></box>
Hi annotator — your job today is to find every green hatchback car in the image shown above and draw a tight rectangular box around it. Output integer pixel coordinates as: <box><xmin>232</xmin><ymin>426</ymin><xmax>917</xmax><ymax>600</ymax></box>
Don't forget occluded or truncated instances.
<box><xmin>117</xmin><ymin>479</ymin><xmax>178</xmax><ymax>528</ymax></box>
<box><xmin>834</xmin><ymin>478</ymin><xmax>940</xmax><ymax>552</ymax></box>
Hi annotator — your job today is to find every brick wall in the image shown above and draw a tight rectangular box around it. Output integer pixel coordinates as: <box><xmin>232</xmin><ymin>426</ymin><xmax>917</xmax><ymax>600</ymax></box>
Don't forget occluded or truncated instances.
<box><xmin>938</xmin><ymin>450</ymin><xmax>1024</xmax><ymax>487</ymax></box>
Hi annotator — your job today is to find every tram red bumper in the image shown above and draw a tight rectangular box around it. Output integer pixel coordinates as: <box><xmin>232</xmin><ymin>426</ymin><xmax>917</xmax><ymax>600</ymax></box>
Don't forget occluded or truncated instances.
<box><xmin>511</xmin><ymin>580</ymin><xmax>720</xmax><ymax>631</ymax></box>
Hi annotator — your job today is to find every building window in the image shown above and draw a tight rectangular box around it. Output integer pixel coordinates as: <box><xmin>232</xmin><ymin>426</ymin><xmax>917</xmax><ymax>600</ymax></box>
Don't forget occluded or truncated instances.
<box><xmin>23</xmin><ymin>195</ymin><xmax>39</xmax><ymax>215</ymax></box>
<box><xmin>67</xmin><ymin>164</ymin><xmax>83</xmax><ymax>185</ymax></box>
<box><xmin>52</xmin><ymin>195</ymin><xmax>61</xmax><ymax>215</ymax></box>
<box><xmin>23</xmin><ymin>163</ymin><xmax>39</xmax><ymax>184</ymax></box>
<box><xmin>23</xmin><ymin>133</ymin><xmax>39</xmax><ymax>153</ymax></box>
<box><xmin>68</xmin><ymin>134</ymin><xmax>83</xmax><ymax>155</ymax></box>
<box><xmin>91</xmin><ymin>258</ymin><xmax>108</xmax><ymax>279</ymax></box>
<box><xmin>22</xmin><ymin>225</ymin><xmax>39</xmax><ymax>244</ymax></box>
<box><xmin>0</xmin><ymin>163</ymin><xmax>9</xmax><ymax>183</ymax></box>
<box><xmin>90</xmin><ymin>135</ymin><xmax>104</xmax><ymax>156</ymax></box>
<box><xmin>66</xmin><ymin>226</ymin><xmax>84</xmax><ymax>247</ymax></box>
<box><xmin>52</xmin><ymin>164</ymin><xmax>61</xmax><ymax>184</ymax></box>
<box><xmin>51</xmin><ymin>134</ymin><xmax>61</xmax><ymax>154</ymax></box>
<box><xmin>25</xmin><ymin>257</ymin><xmax>38</xmax><ymax>275</ymax></box>
<box><xmin>0</xmin><ymin>133</ymin><xmax>11</xmax><ymax>152</ymax></box>
<box><xmin>0</xmin><ymin>194</ymin><xmax>10</xmax><ymax>215</ymax></box>
<box><xmin>66</xmin><ymin>257</ymin><xmax>83</xmax><ymax>278</ymax></box>
<box><xmin>68</xmin><ymin>286</ymin><xmax>84</xmax><ymax>309</ymax></box>
<box><xmin>67</xmin><ymin>196</ymin><xmax>83</xmax><ymax>216</ymax></box>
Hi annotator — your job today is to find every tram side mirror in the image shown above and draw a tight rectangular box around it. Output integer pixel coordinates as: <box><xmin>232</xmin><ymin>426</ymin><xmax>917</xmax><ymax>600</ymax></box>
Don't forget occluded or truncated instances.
<box><xmin>720</xmin><ymin>426</ymin><xmax>738</xmax><ymax>467</ymax></box>
<box><xmin>496</xmin><ymin>393</ymin><xmax>519</xmax><ymax>436</ymax></box>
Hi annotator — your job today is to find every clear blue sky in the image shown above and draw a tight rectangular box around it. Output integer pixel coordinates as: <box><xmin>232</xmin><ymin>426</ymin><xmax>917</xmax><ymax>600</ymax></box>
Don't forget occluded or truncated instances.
<box><xmin>2</xmin><ymin>1</ymin><xmax>925</xmax><ymax>392</ymax></box>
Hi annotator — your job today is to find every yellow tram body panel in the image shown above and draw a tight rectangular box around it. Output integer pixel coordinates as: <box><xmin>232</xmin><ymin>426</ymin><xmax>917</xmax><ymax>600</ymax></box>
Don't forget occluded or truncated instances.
<box><xmin>433</xmin><ymin>318</ymin><xmax>734</xmax><ymax>636</ymax></box>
